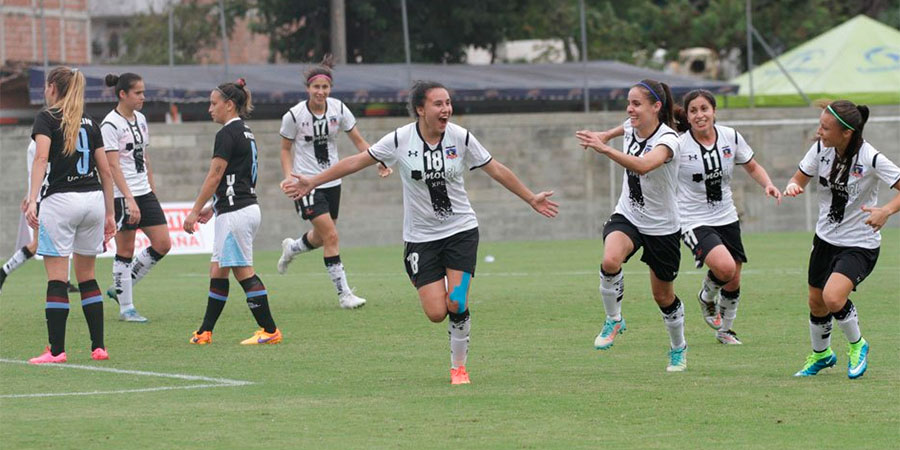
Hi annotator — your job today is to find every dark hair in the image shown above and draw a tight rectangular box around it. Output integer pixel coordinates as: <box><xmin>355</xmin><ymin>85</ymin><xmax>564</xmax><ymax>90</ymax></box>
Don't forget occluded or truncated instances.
<box><xmin>303</xmin><ymin>54</ymin><xmax>335</xmax><ymax>86</ymax></box>
<box><xmin>633</xmin><ymin>79</ymin><xmax>683</xmax><ymax>130</ymax></box>
<box><xmin>823</xmin><ymin>99</ymin><xmax>870</xmax><ymax>183</ymax></box>
<box><xmin>407</xmin><ymin>80</ymin><xmax>447</xmax><ymax>118</ymax></box>
<box><xmin>673</xmin><ymin>89</ymin><xmax>717</xmax><ymax>132</ymax></box>
<box><xmin>216</xmin><ymin>78</ymin><xmax>254</xmax><ymax>118</ymax></box>
<box><xmin>104</xmin><ymin>72</ymin><xmax>143</xmax><ymax>99</ymax></box>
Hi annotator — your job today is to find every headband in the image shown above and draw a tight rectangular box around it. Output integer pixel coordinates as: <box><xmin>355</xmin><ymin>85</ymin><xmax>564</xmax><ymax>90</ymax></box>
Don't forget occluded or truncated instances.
<box><xmin>827</xmin><ymin>105</ymin><xmax>855</xmax><ymax>131</ymax></box>
<box><xmin>638</xmin><ymin>81</ymin><xmax>662</xmax><ymax>104</ymax></box>
<box><xmin>307</xmin><ymin>74</ymin><xmax>332</xmax><ymax>84</ymax></box>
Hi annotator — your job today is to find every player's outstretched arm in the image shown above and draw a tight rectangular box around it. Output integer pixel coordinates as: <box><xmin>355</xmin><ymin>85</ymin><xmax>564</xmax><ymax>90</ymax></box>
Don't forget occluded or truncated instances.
<box><xmin>286</xmin><ymin>151</ymin><xmax>379</xmax><ymax>199</ymax></box>
<box><xmin>783</xmin><ymin>170</ymin><xmax>812</xmax><ymax>197</ymax></box>
<box><xmin>481</xmin><ymin>159</ymin><xmax>558</xmax><ymax>218</ymax></box>
<box><xmin>742</xmin><ymin>159</ymin><xmax>782</xmax><ymax>205</ymax></box>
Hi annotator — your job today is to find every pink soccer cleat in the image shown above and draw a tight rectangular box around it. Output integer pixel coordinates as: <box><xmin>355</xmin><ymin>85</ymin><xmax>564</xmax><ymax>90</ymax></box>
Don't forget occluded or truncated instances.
<box><xmin>91</xmin><ymin>348</ymin><xmax>109</xmax><ymax>360</ymax></box>
<box><xmin>28</xmin><ymin>346</ymin><xmax>67</xmax><ymax>364</ymax></box>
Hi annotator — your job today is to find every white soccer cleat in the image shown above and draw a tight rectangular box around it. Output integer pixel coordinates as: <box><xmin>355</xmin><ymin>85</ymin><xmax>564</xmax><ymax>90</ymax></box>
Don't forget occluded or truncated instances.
<box><xmin>277</xmin><ymin>238</ymin><xmax>295</xmax><ymax>275</ymax></box>
<box><xmin>339</xmin><ymin>290</ymin><xmax>366</xmax><ymax>309</ymax></box>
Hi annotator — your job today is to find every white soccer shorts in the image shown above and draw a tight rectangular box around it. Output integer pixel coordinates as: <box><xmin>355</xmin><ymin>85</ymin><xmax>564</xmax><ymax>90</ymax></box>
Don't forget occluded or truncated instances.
<box><xmin>37</xmin><ymin>191</ymin><xmax>105</xmax><ymax>257</ymax></box>
<box><xmin>211</xmin><ymin>204</ymin><xmax>260</xmax><ymax>268</ymax></box>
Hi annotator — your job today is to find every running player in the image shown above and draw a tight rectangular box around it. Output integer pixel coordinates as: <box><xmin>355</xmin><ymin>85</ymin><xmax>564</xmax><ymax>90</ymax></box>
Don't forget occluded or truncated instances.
<box><xmin>183</xmin><ymin>78</ymin><xmax>282</xmax><ymax>346</ymax></box>
<box><xmin>26</xmin><ymin>67</ymin><xmax>116</xmax><ymax>363</ymax></box>
<box><xmin>575</xmin><ymin>78</ymin><xmax>688</xmax><ymax>372</ymax></box>
<box><xmin>675</xmin><ymin>89</ymin><xmax>781</xmax><ymax>345</ymax></box>
<box><xmin>276</xmin><ymin>55</ymin><xmax>390</xmax><ymax>309</ymax></box>
<box><xmin>101</xmin><ymin>72</ymin><xmax>172</xmax><ymax>322</ymax></box>
<box><xmin>785</xmin><ymin>100</ymin><xmax>899</xmax><ymax>379</ymax></box>
<box><xmin>1</xmin><ymin>140</ymin><xmax>77</xmax><ymax>295</ymax></box>
<box><xmin>283</xmin><ymin>80</ymin><xmax>558</xmax><ymax>384</ymax></box>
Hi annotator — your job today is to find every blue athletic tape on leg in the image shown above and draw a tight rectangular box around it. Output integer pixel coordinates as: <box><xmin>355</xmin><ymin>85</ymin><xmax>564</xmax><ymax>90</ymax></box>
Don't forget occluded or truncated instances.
<box><xmin>449</xmin><ymin>272</ymin><xmax>472</xmax><ymax>314</ymax></box>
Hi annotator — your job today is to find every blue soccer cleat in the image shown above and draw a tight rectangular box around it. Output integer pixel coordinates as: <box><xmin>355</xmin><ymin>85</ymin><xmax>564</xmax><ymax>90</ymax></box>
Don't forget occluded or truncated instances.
<box><xmin>594</xmin><ymin>317</ymin><xmax>626</xmax><ymax>350</ymax></box>
<box><xmin>794</xmin><ymin>348</ymin><xmax>837</xmax><ymax>377</ymax></box>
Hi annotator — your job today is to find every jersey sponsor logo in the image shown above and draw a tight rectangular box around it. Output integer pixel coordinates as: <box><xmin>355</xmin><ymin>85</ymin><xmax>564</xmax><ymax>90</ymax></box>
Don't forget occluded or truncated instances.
<box><xmin>701</xmin><ymin>146</ymin><xmax>724</xmax><ymax>204</ymax></box>
<box><xmin>422</xmin><ymin>145</ymin><xmax>453</xmax><ymax>219</ymax></box>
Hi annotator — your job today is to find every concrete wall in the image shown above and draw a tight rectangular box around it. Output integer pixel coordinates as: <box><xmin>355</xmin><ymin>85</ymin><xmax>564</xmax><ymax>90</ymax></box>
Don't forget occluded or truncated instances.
<box><xmin>2</xmin><ymin>106</ymin><xmax>899</xmax><ymax>257</ymax></box>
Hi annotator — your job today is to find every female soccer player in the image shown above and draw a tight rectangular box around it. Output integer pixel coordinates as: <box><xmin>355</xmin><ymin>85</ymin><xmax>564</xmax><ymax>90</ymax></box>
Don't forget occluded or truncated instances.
<box><xmin>276</xmin><ymin>56</ymin><xmax>390</xmax><ymax>309</ymax></box>
<box><xmin>101</xmin><ymin>72</ymin><xmax>172</xmax><ymax>322</ymax></box>
<box><xmin>575</xmin><ymin>78</ymin><xmax>688</xmax><ymax>372</ymax></box>
<box><xmin>283</xmin><ymin>80</ymin><xmax>558</xmax><ymax>384</ymax></box>
<box><xmin>183</xmin><ymin>78</ymin><xmax>281</xmax><ymax>346</ymax></box>
<box><xmin>1</xmin><ymin>140</ymin><xmax>77</xmax><ymax>295</ymax></box>
<box><xmin>785</xmin><ymin>100</ymin><xmax>899</xmax><ymax>379</ymax></box>
<box><xmin>26</xmin><ymin>66</ymin><xmax>116</xmax><ymax>363</ymax></box>
<box><xmin>674</xmin><ymin>89</ymin><xmax>781</xmax><ymax>345</ymax></box>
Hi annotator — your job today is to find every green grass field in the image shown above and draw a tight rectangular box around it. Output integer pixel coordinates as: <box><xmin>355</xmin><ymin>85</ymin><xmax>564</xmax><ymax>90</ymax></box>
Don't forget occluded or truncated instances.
<box><xmin>1</xmin><ymin>230</ymin><xmax>898</xmax><ymax>449</ymax></box>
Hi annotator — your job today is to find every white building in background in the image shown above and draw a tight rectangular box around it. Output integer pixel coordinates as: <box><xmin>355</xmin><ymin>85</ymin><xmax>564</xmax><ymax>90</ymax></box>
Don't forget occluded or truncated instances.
<box><xmin>466</xmin><ymin>39</ymin><xmax>578</xmax><ymax>65</ymax></box>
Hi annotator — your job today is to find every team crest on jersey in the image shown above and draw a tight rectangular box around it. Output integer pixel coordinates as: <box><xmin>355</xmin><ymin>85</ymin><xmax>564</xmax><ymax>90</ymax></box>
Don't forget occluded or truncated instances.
<box><xmin>722</xmin><ymin>146</ymin><xmax>733</xmax><ymax>158</ymax></box>
<box><xmin>445</xmin><ymin>145</ymin><xmax>458</xmax><ymax>159</ymax></box>
<box><xmin>140</xmin><ymin>123</ymin><xmax>147</xmax><ymax>133</ymax></box>
<box><xmin>851</xmin><ymin>163</ymin><xmax>864</xmax><ymax>178</ymax></box>
<box><xmin>328</xmin><ymin>116</ymin><xmax>338</xmax><ymax>126</ymax></box>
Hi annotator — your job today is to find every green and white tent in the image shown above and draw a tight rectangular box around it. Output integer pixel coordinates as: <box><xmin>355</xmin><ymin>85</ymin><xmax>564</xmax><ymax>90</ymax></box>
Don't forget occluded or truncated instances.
<box><xmin>732</xmin><ymin>15</ymin><xmax>900</xmax><ymax>105</ymax></box>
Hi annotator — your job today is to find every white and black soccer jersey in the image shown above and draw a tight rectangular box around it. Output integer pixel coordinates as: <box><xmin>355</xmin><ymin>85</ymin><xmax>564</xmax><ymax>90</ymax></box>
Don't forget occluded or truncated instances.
<box><xmin>100</xmin><ymin>109</ymin><xmax>151</xmax><ymax>198</ymax></box>
<box><xmin>212</xmin><ymin>118</ymin><xmax>259</xmax><ymax>215</ymax></box>
<box><xmin>31</xmin><ymin>110</ymin><xmax>104</xmax><ymax>199</ymax></box>
<box><xmin>280</xmin><ymin>98</ymin><xmax>356</xmax><ymax>189</ymax></box>
<box><xmin>615</xmin><ymin>119</ymin><xmax>681</xmax><ymax>235</ymax></box>
<box><xmin>367</xmin><ymin>122</ymin><xmax>492</xmax><ymax>243</ymax></box>
<box><xmin>799</xmin><ymin>140</ymin><xmax>900</xmax><ymax>249</ymax></box>
<box><xmin>677</xmin><ymin>125</ymin><xmax>754</xmax><ymax>230</ymax></box>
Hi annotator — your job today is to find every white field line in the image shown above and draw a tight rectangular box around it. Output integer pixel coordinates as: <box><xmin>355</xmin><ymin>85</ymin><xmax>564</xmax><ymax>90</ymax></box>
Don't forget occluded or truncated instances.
<box><xmin>0</xmin><ymin>359</ymin><xmax>253</xmax><ymax>399</ymax></box>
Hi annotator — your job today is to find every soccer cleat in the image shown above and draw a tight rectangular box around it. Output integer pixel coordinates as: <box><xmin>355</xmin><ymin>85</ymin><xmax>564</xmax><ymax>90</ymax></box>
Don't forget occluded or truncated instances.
<box><xmin>697</xmin><ymin>290</ymin><xmax>722</xmax><ymax>330</ymax></box>
<box><xmin>28</xmin><ymin>346</ymin><xmax>67</xmax><ymax>364</ymax></box>
<box><xmin>276</xmin><ymin>238</ymin><xmax>295</xmax><ymax>274</ymax></box>
<box><xmin>593</xmin><ymin>316</ymin><xmax>626</xmax><ymax>350</ymax></box>
<box><xmin>106</xmin><ymin>286</ymin><xmax>119</xmax><ymax>304</ymax></box>
<box><xmin>793</xmin><ymin>348</ymin><xmax>837</xmax><ymax>377</ymax></box>
<box><xmin>666</xmin><ymin>346</ymin><xmax>687</xmax><ymax>372</ymax></box>
<box><xmin>240</xmin><ymin>328</ymin><xmax>282</xmax><ymax>345</ymax></box>
<box><xmin>119</xmin><ymin>308</ymin><xmax>148</xmax><ymax>323</ymax></box>
<box><xmin>91</xmin><ymin>348</ymin><xmax>109</xmax><ymax>360</ymax></box>
<box><xmin>339</xmin><ymin>290</ymin><xmax>367</xmax><ymax>309</ymax></box>
<box><xmin>190</xmin><ymin>330</ymin><xmax>212</xmax><ymax>345</ymax></box>
<box><xmin>0</xmin><ymin>268</ymin><xmax>7</xmax><ymax>294</ymax></box>
<box><xmin>450</xmin><ymin>366</ymin><xmax>471</xmax><ymax>385</ymax></box>
<box><xmin>716</xmin><ymin>329</ymin><xmax>743</xmax><ymax>345</ymax></box>
<box><xmin>67</xmin><ymin>281</ymin><xmax>78</xmax><ymax>293</ymax></box>
<box><xmin>847</xmin><ymin>338</ymin><xmax>869</xmax><ymax>379</ymax></box>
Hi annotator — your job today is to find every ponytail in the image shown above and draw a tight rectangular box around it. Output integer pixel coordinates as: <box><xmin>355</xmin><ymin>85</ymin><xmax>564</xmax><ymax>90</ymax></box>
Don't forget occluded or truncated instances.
<box><xmin>216</xmin><ymin>78</ymin><xmax>254</xmax><ymax>118</ymax></box>
<box><xmin>105</xmin><ymin>72</ymin><xmax>143</xmax><ymax>100</ymax></box>
<box><xmin>46</xmin><ymin>66</ymin><xmax>86</xmax><ymax>157</ymax></box>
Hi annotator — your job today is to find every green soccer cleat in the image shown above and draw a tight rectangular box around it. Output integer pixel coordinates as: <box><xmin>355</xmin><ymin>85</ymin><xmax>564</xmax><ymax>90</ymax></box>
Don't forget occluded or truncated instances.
<box><xmin>847</xmin><ymin>338</ymin><xmax>869</xmax><ymax>379</ymax></box>
<box><xmin>793</xmin><ymin>348</ymin><xmax>837</xmax><ymax>377</ymax></box>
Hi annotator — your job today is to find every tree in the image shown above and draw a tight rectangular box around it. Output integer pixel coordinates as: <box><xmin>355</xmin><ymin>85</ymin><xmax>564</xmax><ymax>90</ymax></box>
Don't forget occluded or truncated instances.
<box><xmin>119</xmin><ymin>1</ymin><xmax>249</xmax><ymax>65</ymax></box>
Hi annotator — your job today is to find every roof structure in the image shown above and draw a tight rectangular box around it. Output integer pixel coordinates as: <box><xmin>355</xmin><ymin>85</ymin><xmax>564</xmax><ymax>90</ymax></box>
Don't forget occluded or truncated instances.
<box><xmin>28</xmin><ymin>60</ymin><xmax>737</xmax><ymax>105</ymax></box>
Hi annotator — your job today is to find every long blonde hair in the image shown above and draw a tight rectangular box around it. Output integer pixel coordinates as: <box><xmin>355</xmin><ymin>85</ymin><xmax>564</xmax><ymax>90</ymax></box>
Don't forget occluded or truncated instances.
<box><xmin>46</xmin><ymin>67</ymin><xmax>86</xmax><ymax>156</ymax></box>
